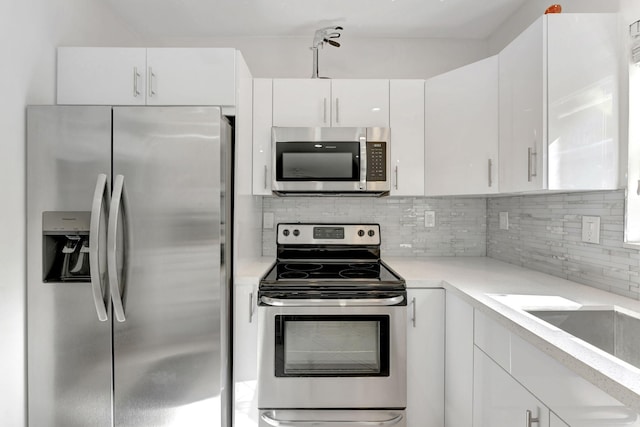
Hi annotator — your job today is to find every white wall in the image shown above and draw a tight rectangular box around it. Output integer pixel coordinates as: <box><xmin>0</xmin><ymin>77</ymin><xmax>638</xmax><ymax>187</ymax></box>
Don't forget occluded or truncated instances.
<box><xmin>0</xmin><ymin>3</ymin><xmax>138</xmax><ymax>425</ymax></box>
<box><xmin>132</xmin><ymin>36</ymin><xmax>491</xmax><ymax>79</ymax></box>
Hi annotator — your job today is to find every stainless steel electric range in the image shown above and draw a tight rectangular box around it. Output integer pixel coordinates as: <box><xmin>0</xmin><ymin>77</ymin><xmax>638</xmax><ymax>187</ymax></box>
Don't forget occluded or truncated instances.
<box><xmin>258</xmin><ymin>223</ymin><xmax>407</xmax><ymax>427</ymax></box>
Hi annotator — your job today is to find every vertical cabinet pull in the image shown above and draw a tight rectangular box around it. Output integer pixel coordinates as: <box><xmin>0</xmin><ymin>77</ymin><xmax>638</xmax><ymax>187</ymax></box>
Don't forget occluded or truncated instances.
<box><xmin>335</xmin><ymin>98</ymin><xmax>340</xmax><ymax>124</ymax></box>
<box><xmin>148</xmin><ymin>66</ymin><xmax>156</xmax><ymax>97</ymax></box>
<box><xmin>488</xmin><ymin>159</ymin><xmax>493</xmax><ymax>188</ymax></box>
<box><xmin>525</xmin><ymin>409</ymin><xmax>540</xmax><ymax>427</ymax></box>
<box><xmin>394</xmin><ymin>166</ymin><xmax>399</xmax><ymax>190</ymax></box>
<box><xmin>264</xmin><ymin>165</ymin><xmax>268</xmax><ymax>190</ymax></box>
<box><xmin>249</xmin><ymin>292</ymin><xmax>254</xmax><ymax>323</ymax></box>
<box><xmin>323</xmin><ymin>98</ymin><xmax>327</xmax><ymax>124</ymax></box>
<box><xmin>527</xmin><ymin>147</ymin><xmax>537</xmax><ymax>182</ymax></box>
<box><xmin>133</xmin><ymin>67</ymin><xmax>141</xmax><ymax>97</ymax></box>
<box><xmin>410</xmin><ymin>297</ymin><xmax>416</xmax><ymax>327</ymax></box>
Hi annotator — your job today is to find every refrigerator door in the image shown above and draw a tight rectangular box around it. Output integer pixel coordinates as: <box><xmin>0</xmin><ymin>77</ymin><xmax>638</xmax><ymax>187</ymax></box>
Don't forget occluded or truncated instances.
<box><xmin>112</xmin><ymin>107</ymin><xmax>228</xmax><ymax>426</ymax></box>
<box><xmin>27</xmin><ymin>106</ymin><xmax>113</xmax><ymax>427</ymax></box>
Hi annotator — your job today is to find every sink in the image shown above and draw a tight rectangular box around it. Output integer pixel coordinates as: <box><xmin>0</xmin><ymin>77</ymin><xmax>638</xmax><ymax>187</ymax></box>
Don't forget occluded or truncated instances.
<box><xmin>487</xmin><ymin>294</ymin><xmax>640</xmax><ymax>370</ymax></box>
<box><xmin>526</xmin><ymin>308</ymin><xmax>640</xmax><ymax>370</ymax></box>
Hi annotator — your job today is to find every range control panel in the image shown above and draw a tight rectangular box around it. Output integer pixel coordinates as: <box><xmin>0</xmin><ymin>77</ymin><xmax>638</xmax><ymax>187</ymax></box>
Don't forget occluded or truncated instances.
<box><xmin>277</xmin><ymin>224</ymin><xmax>380</xmax><ymax>246</ymax></box>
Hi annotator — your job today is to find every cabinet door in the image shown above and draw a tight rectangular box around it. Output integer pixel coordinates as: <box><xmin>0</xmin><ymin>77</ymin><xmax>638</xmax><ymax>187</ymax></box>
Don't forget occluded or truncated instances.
<box><xmin>425</xmin><ymin>56</ymin><xmax>499</xmax><ymax>196</ymax></box>
<box><xmin>499</xmin><ymin>17</ymin><xmax>545</xmax><ymax>193</ymax></box>
<box><xmin>253</xmin><ymin>79</ymin><xmax>273</xmax><ymax>195</ymax></box>
<box><xmin>444</xmin><ymin>292</ymin><xmax>474</xmax><ymax>427</ymax></box>
<box><xmin>407</xmin><ymin>289</ymin><xmax>444</xmax><ymax>427</ymax></box>
<box><xmin>474</xmin><ymin>347</ymin><xmax>550</xmax><ymax>427</ymax></box>
<box><xmin>389</xmin><ymin>80</ymin><xmax>425</xmax><ymax>196</ymax></box>
<box><xmin>546</xmin><ymin>14</ymin><xmax>619</xmax><ymax>190</ymax></box>
<box><xmin>146</xmin><ymin>48</ymin><xmax>236</xmax><ymax>106</ymax></box>
<box><xmin>331</xmin><ymin>80</ymin><xmax>390</xmax><ymax>127</ymax></box>
<box><xmin>272</xmin><ymin>79</ymin><xmax>331</xmax><ymax>127</ymax></box>
<box><xmin>234</xmin><ymin>282</ymin><xmax>260</xmax><ymax>427</ymax></box>
<box><xmin>57</xmin><ymin>47</ymin><xmax>146</xmax><ymax>105</ymax></box>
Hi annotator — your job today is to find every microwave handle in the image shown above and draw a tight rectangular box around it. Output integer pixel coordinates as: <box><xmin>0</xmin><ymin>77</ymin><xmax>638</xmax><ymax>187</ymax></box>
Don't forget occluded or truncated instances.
<box><xmin>359</xmin><ymin>136</ymin><xmax>367</xmax><ymax>191</ymax></box>
<box><xmin>261</xmin><ymin>412</ymin><xmax>403</xmax><ymax>427</ymax></box>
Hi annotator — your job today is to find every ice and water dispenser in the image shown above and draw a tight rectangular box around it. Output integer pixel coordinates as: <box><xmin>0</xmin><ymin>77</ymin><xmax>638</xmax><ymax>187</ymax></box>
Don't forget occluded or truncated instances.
<box><xmin>42</xmin><ymin>211</ymin><xmax>91</xmax><ymax>282</ymax></box>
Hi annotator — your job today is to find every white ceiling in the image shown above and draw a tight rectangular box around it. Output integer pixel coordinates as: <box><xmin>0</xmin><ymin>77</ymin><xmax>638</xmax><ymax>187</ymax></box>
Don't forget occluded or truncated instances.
<box><xmin>103</xmin><ymin>0</ymin><xmax>528</xmax><ymax>39</ymax></box>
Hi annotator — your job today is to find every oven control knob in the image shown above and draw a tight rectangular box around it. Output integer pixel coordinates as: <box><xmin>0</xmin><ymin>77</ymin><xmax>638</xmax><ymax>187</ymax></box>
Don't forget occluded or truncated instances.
<box><xmin>358</xmin><ymin>230</ymin><xmax>365</xmax><ymax>237</ymax></box>
<box><xmin>293</xmin><ymin>229</ymin><xmax>300</xmax><ymax>237</ymax></box>
<box><xmin>368</xmin><ymin>229</ymin><xmax>375</xmax><ymax>237</ymax></box>
<box><xmin>283</xmin><ymin>229</ymin><xmax>290</xmax><ymax>237</ymax></box>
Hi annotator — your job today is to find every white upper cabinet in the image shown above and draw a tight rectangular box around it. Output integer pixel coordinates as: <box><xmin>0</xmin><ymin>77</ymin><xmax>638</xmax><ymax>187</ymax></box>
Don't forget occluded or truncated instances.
<box><xmin>330</xmin><ymin>79</ymin><xmax>389</xmax><ymax>127</ymax></box>
<box><xmin>499</xmin><ymin>13</ymin><xmax>619</xmax><ymax>193</ymax></box>
<box><xmin>272</xmin><ymin>79</ymin><xmax>331</xmax><ymax>127</ymax></box>
<box><xmin>57</xmin><ymin>48</ymin><xmax>147</xmax><ymax>106</ymax></box>
<box><xmin>144</xmin><ymin>48</ymin><xmax>237</xmax><ymax>106</ymax></box>
<box><xmin>390</xmin><ymin>80</ymin><xmax>425</xmax><ymax>196</ymax></box>
<box><xmin>57</xmin><ymin>47</ymin><xmax>245</xmax><ymax>108</ymax></box>
<box><xmin>425</xmin><ymin>55</ymin><xmax>499</xmax><ymax>196</ymax></box>
<box><xmin>252</xmin><ymin>78</ymin><xmax>273</xmax><ymax>195</ymax></box>
<box><xmin>272</xmin><ymin>79</ymin><xmax>389</xmax><ymax>127</ymax></box>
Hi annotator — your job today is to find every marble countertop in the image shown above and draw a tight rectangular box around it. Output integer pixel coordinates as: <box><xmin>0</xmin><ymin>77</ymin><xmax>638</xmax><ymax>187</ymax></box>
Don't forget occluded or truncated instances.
<box><xmin>236</xmin><ymin>256</ymin><xmax>640</xmax><ymax>413</ymax></box>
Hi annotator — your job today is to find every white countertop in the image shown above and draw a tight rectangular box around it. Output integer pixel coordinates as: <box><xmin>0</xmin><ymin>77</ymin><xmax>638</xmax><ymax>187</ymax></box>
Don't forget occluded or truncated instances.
<box><xmin>385</xmin><ymin>256</ymin><xmax>640</xmax><ymax>414</ymax></box>
<box><xmin>236</xmin><ymin>256</ymin><xmax>640</xmax><ymax>413</ymax></box>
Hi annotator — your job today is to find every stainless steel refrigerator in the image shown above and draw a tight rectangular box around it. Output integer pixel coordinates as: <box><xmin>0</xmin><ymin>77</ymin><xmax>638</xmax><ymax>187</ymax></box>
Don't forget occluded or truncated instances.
<box><xmin>26</xmin><ymin>106</ymin><xmax>233</xmax><ymax>427</ymax></box>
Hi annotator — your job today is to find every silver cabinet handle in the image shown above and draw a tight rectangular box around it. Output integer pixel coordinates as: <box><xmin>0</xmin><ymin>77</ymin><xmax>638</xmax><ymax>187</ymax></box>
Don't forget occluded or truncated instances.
<box><xmin>108</xmin><ymin>174</ymin><xmax>128</xmax><ymax>323</ymax></box>
<box><xmin>410</xmin><ymin>297</ymin><xmax>416</xmax><ymax>327</ymax></box>
<box><xmin>249</xmin><ymin>292</ymin><xmax>255</xmax><ymax>323</ymax></box>
<box><xmin>394</xmin><ymin>165</ymin><xmax>399</xmax><ymax>190</ymax></box>
<box><xmin>148</xmin><ymin>66</ymin><xmax>156</xmax><ymax>97</ymax></box>
<box><xmin>264</xmin><ymin>165</ymin><xmax>268</xmax><ymax>190</ymax></box>
<box><xmin>133</xmin><ymin>67</ymin><xmax>141</xmax><ymax>97</ymax></box>
<box><xmin>527</xmin><ymin>147</ymin><xmax>537</xmax><ymax>182</ymax></box>
<box><xmin>323</xmin><ymin>97</ymin><xmax>327</xmax><ymax>124</ymax></box>
<box><xmin>525</xmin><ymin>410</ymin><xmax>540</xmax><ymax>427</ymax></box>
<box><xmin>261</xmin><ymin>413</ymin><xmax>403</xmax><ymax>427</ymax></box>
<box><xmin>89</xmin><ymin>174</ymin><xmax>110</xmax><ymax>322</ymax></box>
<box><xmin>488</xmin><ymin>159</ymin><xmax>493</xmax><ymax>187</ymax></box>
<box><xmin>335</xmin><ymin>98</ymin><xmax>340</xmax><ymax>124</ymax></box>
<box><xmin>261</xmin><ymin>295</ymin><xmax>404</xmax><ymax>307</ymax></box>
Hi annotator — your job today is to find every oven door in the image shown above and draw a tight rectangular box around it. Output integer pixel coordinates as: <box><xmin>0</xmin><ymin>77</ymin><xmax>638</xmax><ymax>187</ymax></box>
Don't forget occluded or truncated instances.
<box><xmin>258</xmin><ymin>296</ymin><xmax>406</xmax><ymax>409</ymax></box>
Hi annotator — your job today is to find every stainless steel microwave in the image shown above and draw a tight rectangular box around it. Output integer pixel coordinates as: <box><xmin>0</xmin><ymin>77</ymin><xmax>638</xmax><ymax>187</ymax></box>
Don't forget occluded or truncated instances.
<box><xmin>271</xmin><ymin>127</ymin><xmax>390</xmax><ymax>196</ymax></box>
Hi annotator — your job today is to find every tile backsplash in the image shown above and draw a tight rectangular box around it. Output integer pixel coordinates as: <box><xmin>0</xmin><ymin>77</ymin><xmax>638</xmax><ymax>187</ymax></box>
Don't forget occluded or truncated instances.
<box><xmin>487</xmin><ymin>190</ymin><xmax>640</xmax><ymax>300</ymax></box>
<box><xmin>261</xmin><ymin>190</ymin><xmax>640</xmax><ymax>300</ymax></box>
<box><xmin>262</xmin><ymin>196</ymin><xmax>487</xmax><ymax>257</ymax></box>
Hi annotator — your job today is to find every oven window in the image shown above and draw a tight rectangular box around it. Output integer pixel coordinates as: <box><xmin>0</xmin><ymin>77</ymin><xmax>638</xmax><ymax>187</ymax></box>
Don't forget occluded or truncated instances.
<box><xmin>275</xmin><ymin>315</ymin><xmax>390</xmax><ymax>377</ymax></box>
<box><xmin>275</xmin><ymin>141</ymin><xmax>360</xmax><ymax>181</ymax></box>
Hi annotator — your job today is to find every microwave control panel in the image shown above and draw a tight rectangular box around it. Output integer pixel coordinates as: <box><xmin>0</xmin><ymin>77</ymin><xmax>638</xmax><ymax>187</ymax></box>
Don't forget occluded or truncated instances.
<box><xmin>366</xmin><ymin>142</ymin><xmax>387</xmax><ymax>181</ymax></box>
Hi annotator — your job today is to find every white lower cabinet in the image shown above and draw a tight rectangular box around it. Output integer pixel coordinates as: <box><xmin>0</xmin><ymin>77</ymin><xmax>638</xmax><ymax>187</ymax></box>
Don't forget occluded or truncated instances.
<box><xmin>444</xmin><ymin>292</ymin><xmax>473</xmax><ymax>427</ymax></box>
<box><xmin>234</xmin><ymin>282</ymin><xmax>259</xmax><ymax>427</ymax></box>
<box><xmin>406</xmin><ymin>288</ymin><xmax>444</xmax><ymax>427</ymax></box>
<box><xmin>473</xmin><ymin>346</ymin><xmax>551</xmax><ymax>427</ymax></box>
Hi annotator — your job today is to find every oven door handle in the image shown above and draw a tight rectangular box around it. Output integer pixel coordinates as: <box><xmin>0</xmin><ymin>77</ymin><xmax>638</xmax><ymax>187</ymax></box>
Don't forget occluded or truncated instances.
<box><xmin>260</xmin><ymin>413</ymin><xmax>403</xmax><ymax>427</ymax></box>
<box><xmin>260</xmin><ymin>295</ymin><xmax>404</xmax><ymax>307</ymax></box>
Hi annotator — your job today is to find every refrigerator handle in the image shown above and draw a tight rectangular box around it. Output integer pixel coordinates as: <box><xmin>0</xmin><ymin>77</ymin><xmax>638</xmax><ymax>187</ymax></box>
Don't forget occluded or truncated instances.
<box><xmin>108</xmin><ymin>174</ymin><xmax>128</xmax><ymax>323</ymax></box>
<box><xmin>89</xmin><ymin>174</ymin><xmax>110</xmax><ymax>322</ymax></box>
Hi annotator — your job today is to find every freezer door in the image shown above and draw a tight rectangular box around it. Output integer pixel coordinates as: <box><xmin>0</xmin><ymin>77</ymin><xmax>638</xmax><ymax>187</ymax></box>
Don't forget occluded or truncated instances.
<box><xmin>27</xmin><ymin>106</ymin><xmax>113</xmax><ymax>427</ymax></box>
<box><xmin>112</xmin><ymin>107</ymin><xmax>228</xmax><ymax>427</ymax></box>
